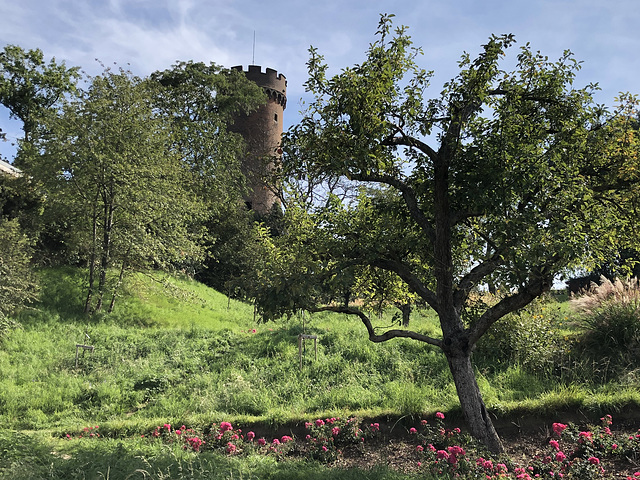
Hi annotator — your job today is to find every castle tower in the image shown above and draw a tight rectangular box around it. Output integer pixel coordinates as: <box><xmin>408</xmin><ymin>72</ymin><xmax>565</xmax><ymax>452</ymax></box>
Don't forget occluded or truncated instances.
<box><xmin>230</xmin><ymin>65</ymin><xmax>286</xmax><ymax>215</ymax></box>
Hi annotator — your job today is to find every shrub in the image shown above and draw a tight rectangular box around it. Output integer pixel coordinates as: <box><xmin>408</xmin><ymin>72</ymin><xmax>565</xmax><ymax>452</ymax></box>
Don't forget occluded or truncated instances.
<box><xmin>571</xmin><ymin>277</ymin><xmax>640</xmax><ymax>380</ymax></box>
<box><xmin>474</xmin><ymin>295</ymin><xmax>562</xmax><ymax>375</ymax></box>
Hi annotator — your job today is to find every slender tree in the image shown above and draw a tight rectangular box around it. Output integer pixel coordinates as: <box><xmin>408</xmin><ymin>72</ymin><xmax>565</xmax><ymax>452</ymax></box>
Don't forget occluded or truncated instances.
<box><xmin>260</xmin><ymin>16</ymin><xmax>639</xmax><ymax>452</ymax></box>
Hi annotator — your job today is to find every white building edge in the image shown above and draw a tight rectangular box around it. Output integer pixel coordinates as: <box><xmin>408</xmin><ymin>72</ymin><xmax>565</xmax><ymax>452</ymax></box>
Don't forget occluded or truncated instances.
<box><xmin>0</xmin><ymin>159</ymin><xmax>21</xmax><ymax>177</ymax></box>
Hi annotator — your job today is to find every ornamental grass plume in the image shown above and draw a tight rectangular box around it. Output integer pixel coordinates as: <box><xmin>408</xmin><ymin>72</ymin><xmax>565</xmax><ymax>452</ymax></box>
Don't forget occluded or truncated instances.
<box><xmin>570</xmin><ymin>276</ymin><xmax>640</xmax><ymax>314</ymax></box>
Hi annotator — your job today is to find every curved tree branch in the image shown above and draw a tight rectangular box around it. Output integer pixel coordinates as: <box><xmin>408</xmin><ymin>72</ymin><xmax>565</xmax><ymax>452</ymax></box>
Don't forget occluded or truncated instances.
<box><xmin>370</xmin><ymin>257</ymin><xmax>439</xmax><ymax>311</ymax></box>
<box><xmin>311</xmin><ymin>305</ymin><xmax>443</xmax><ymax>348</ymax></box>
<box><xmin>349</xmin><ymin>171</ymin><xmax>435</xmax><ymax>242</ymax></box>
<box><xmin>466</xmin><ymin>264</ymin><xmax>556</xmax><ymax>346</ymax></box>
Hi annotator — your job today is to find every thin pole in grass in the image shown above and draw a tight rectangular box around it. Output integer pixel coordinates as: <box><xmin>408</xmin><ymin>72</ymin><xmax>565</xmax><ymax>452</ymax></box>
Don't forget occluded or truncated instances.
<box><xmin>298</xmin><ymin>309</ymin><xmax>317</xmax><ymax>369</ymax></box>
<box><xmin>75</xmin><ymin>331</ymin><xmax>94</xmax><ymax>368</ymax></box>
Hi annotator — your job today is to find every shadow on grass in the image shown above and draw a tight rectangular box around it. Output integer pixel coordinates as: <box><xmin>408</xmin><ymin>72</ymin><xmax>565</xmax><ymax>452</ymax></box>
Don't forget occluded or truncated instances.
<box><xmin>0</xmin><ymin>431</ymin><xmax>418</xmax><ymax>480</ymax></box>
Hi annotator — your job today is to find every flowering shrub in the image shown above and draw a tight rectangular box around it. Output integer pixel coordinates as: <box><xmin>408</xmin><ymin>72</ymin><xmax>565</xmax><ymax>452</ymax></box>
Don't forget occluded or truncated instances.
<box><xmin>412</xmin><ymin>411</ymin><xmax>471</xmax><ymax>451</ymax></box>
<box><xmin>412</xmin><ymin>414</ymin><xmax>640</xmax><ymax>479</ymax></box>
<box><xmin>64</xmin><ymin>414</ymin><xmax>640</xmax><ymax>478</ymax></box>
<box><xmin>302</xmin><ymin>416</ymin><xmax>379</xmax><ymax>462</ymax></box>
<box><xmin>63</xmin><ymin>425</ymin><xmax>101</xmax><ymax>440</ymax></box>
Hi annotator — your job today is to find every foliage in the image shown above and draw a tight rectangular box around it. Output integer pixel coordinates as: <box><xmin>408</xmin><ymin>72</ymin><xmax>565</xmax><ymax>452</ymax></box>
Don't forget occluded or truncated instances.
<box><xmin>475</xmin><ymin>295</ymin><xmax>563</xmax><ymax>375</ymax></box>
<box><xmin>0</xmin><ymin>44</ymin><xmax>80</xmax><ymax>149</ymax></box>
<box><xmin>150</xmin><ymin>61</ymin><xmax>270</xmax><ymax>296</ymax></box>
<box><xmin>26</xmin><ymin>66</ymin><xmax>209</xmax><ymax>314</ymax></box>
<box><xmin>6</xmin><ymin>413</ymin><xmax>640</xmax><ymax>479</ymax></box>
<box><xmin>302</xmin><ymin>416</ymin><xmax>380</xmax><ymax>462</ymax></box>
<box><xmin>268</xmin><ymin>15</ymin><xmax>640</xmax><ymax>451</ymax></box>
<box><xmin>0</xmin><ymin>217</ymin><xmax>38</xmax><ymax>320</ymax></box>
<box><xmin>570</xmin><ymin>277</ymin><xmax>640</xmax><ymax>380</ymax></box>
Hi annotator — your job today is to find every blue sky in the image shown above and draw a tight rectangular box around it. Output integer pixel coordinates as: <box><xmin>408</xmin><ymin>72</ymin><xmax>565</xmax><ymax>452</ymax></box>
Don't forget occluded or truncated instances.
<box><xmin>1</xmin><ymin>0</ymin><xmax>639</xmax><ymax>161</ymax></box>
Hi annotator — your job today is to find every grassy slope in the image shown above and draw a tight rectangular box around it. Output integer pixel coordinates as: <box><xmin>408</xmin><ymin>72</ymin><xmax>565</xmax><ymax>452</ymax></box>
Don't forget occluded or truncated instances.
<box><xmin>2</xmin><ymin>268</ymin><xmax>640</xmax><ymax>479</ymax></box>
<box><xmin>2</xmin><ymin>268</ymin><xmax>639</xmax><ymax>434</ymax></box>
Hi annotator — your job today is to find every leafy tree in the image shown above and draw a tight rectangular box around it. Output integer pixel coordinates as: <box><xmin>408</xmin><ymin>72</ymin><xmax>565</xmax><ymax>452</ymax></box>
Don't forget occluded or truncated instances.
<box><xmin>150</xmin><ymin>62</ymin><xmax>269</xmax><ymax>292</ymax></box>
<box><xmin>27</xmin><ymin>67</ymin><xmax>207</xmax><ymax>314</ymax></box>
<box><xmin>0</xmin><ymin>216</ymin><xmax>38</xmax><ymax>321</ymax></box>
<box><xmin>263</xmin><ymin>16</ymin><xmax>639</xmax><ymax>452</ymax></box>
<box><xmin>0</xmin><ymin>45</ymin><xmax>80</xmax><ymax>152</ymax></box>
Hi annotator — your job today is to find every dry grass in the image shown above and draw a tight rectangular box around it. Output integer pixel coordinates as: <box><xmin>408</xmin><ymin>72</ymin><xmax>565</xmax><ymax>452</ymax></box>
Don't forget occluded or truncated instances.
<box><xmin>570</xmin><ymin>276</ymin><xmax>640</xmax><ymax>314</ymax></box>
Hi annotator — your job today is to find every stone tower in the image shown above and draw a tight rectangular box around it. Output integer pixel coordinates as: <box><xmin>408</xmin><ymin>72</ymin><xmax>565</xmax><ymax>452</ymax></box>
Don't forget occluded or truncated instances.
<box><xmin>230</xmin><ymin>65</ymin><xmax>287</xmax><ymax>215</ymax></box>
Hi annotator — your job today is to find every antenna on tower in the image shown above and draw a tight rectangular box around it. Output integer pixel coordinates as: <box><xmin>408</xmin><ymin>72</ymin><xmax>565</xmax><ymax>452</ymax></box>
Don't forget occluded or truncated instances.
<box><xmin>252</xmin><ymin>30</ymin><xmax>256</xmax><ymax>65</ymax></box>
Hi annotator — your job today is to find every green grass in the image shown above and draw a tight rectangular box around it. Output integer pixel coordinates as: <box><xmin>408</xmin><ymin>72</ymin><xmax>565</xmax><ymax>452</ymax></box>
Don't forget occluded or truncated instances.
<box><xmin>1</xmin><ymin>268</ymin><xmax>639</xmax><ymax>478</ymax></box>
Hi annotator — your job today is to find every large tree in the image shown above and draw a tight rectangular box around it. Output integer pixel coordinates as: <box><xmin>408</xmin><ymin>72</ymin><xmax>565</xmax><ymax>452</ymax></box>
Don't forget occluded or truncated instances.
<box><xmin>150</xmin><ymin>62</ymin><xmax>270</xmax><ymax>292</ymax></box>
<box><xmin>263</xmin><ymin>16</ymin><xmax>639</xmax><ymax>452</ymax></box>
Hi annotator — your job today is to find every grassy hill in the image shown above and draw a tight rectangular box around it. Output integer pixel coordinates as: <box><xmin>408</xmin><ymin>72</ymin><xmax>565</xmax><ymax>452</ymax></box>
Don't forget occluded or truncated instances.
<box><xmin>2</xmin><ymin>268</ymin><xmax>640</xmax><ymax>478</ymax></box>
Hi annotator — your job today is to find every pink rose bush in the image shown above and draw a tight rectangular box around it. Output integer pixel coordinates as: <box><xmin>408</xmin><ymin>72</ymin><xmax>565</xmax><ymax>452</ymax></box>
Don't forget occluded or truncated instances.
<box><xmin>62</xmin><ymin>413</ymin><xmax>640</xmax><ymax>478</ymax></box>
<box><xmin>303</xmin><ymin>416</ymin><xmax>380</xmax><ymax>462</ymax></box>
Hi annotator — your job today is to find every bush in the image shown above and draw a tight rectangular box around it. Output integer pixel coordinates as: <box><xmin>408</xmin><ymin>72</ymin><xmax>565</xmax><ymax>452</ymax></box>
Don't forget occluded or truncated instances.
<box><xmin>571</xmin><ymin>277</ymin><xmax>640</xmax><ymax>380</ymax></box>
<box><xmin>474</xmin><ymin>295</ymin><xmax>562</xmax><ymax>375</ymax></box>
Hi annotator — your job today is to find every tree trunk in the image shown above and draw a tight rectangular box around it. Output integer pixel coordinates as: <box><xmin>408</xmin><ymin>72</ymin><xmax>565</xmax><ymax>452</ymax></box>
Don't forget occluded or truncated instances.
<box><xmin>446</xmin><ymin>350</ymin><xmax>504</xmax><ymax>453</ymax></box>
<box><xmin>108</xmin><ymin>259</ymin><xmax>127</xmax><ymax>313</ymax></box>
<box><xmin>84</xmin><ymin>208</ymin><xmax>99</xmax><ymax>314</ymax></box>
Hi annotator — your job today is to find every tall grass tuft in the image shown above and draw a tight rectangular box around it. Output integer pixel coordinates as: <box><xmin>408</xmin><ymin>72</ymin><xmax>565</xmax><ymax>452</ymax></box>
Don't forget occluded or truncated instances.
<box><xmin>570</xmin><ymin>276</ymin><xmax>640</xmax><ymax>382</ymax></box>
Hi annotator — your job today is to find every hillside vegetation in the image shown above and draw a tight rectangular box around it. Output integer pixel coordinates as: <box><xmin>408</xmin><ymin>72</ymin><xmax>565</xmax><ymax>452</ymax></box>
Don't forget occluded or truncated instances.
<box><xmin>2</xmin><ymin>268</ymin><xmax>639</xmax><ymax>437</ymax></box>
<box><xmin>2</xmin><ymin>268</ymin><xmax>640</xmax><ymax>479</ymax></box>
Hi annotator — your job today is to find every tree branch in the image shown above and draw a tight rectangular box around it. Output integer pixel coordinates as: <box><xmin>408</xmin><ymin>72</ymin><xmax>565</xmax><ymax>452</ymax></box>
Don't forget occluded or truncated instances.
<box><xmin>381</xmin><ymin>134</ymin><xmax>438</xmax><ymax>163</ymax></box>
<box><xmin>349</xmin><ymin>171</ymin><xmax>435</xmax><ymax>242</ymax></box>
<box><xmin>453</xmin><ymin>247</ymin><xmax>506</xmax><ymax>309</ymax></box>
<box><xmin>370</xmin><ymin>257</ymin><xmax>439</xmax><ymax>311</ymax></box>
<box><xmin>466</xmin><ymin>263</ymin><xmax>557</xmax><ymax>346</ymax></box>
<box><xmin>311</xmin><ymin>305</ymin><xmax>443</xmax><ymax>348</ymax></box>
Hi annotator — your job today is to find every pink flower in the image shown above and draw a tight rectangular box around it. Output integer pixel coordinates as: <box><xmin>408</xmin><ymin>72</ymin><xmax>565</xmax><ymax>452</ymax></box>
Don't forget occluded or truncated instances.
<box><xmin>549</xmin><ymin>439</ymin><xmax>560</xmax><ymax>450</ymax></box>
<box><xmin>247</xmin><ymin>431</ymin><xmax>255</xmax><ymax>441</ymax></box>
<box><xmin>579</xmin><ymin>431</ymin><xmax>593</xmax><ymax>442</ymax></box>
<box><xmin>435</xmin><ymin>412</ymin><xmax>445</xmax><ymax>420</ymax></box>
<box><xmin>556</xmin><ymin>451</ymin><xmax>567</xmax><ymax>462</ymax></box>
<box><xmin>219</xmin><ymin>422</ymin><xmax>233</xmax><ymax>433</ymax></box>
<box><xmin>421</xmin><ymin>419</ymin><xmax>428</xmax><ymax>426</ymax></box>
<box><xmin>601</xmin><ymin>414</ymin><xmax>612</xmax><ymax>425</ymax></box>
<box><xmin>281</xmin><ymin>435</ymin><xmax>293</xmax><ymax>443</ymax></box>
<box><xmin>315</xmin><ymin>419</ymin><xmax>325</xmax><ymax>427</ymax></box>
<box><xmin>257</xmin><ymin>438</ymin><xmax>266</xmax><ymax>446</ymax></box>
<box><xmin>409</xmin><ymin>427</ymin><xmax>417</xmax><ymax>434</ymax></box>
<box><xmin>588</xmin><ymin>456</ymin><xmax>600</xmax><ymax>465</ymax></box>
<box><xmin>370</xmin><ymin>422</ymin><xmax>380</xmax><ymax>431</ymax></box>
<box><xmin>332</xmin><ymin>427</ymin><xmax>340</xmax><ymax>436</ymax></box>
<box><xmin>226</xmin><ymin>442</ymin><xmax>236</xmax><ymax>454</ymax></box>
<box><xmin>322</xmin><ymin>446</ymin><xmax>328</xmax><ymax>452</ymax></box>
<box><xmin>436</xmin><ymin>450</ymin><xmax>449</xmax><ymax>460</ymax></box>
<box><xmin>416</xmin><ymin>445</ymin><xmax>424</xmax><ymax>452</ymax></box>
<box><xmin>164</xmin><ymin>423</ymin><xmax>171</xmax><ymax>432</ymax></box>
<box><xmin>552</xmin><ymin>423</ymin><xmax>567</xmax><ymax>436</ymax></box>
<box><xmin>453</xmin><ymin>427</ymin><xmax>461</xmax><ymax>434</ymax></box>
<box><xmin>272</xmin><ymin>438</ymin><xmax>280</xmax><ymax>445</ymax></box>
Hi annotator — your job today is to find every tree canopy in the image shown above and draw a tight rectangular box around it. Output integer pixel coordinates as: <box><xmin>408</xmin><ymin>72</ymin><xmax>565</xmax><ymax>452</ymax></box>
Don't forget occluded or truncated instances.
<box><xmin>259</xmin><ymin>15</ymin><xmax>640</xmax><ymax>452</ymax></box>
<box><xmin>0</xmin><ymin>45</ymin><xmax>80</xmax><ymax>148</ymax></box>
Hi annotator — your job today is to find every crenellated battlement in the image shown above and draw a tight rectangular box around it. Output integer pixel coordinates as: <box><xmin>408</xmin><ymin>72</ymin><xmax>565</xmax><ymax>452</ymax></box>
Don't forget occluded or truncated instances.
<box><xmin>232</xmin><ymin>65</ymin><xmax>287</xmax><ymax>108</ymax></box>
